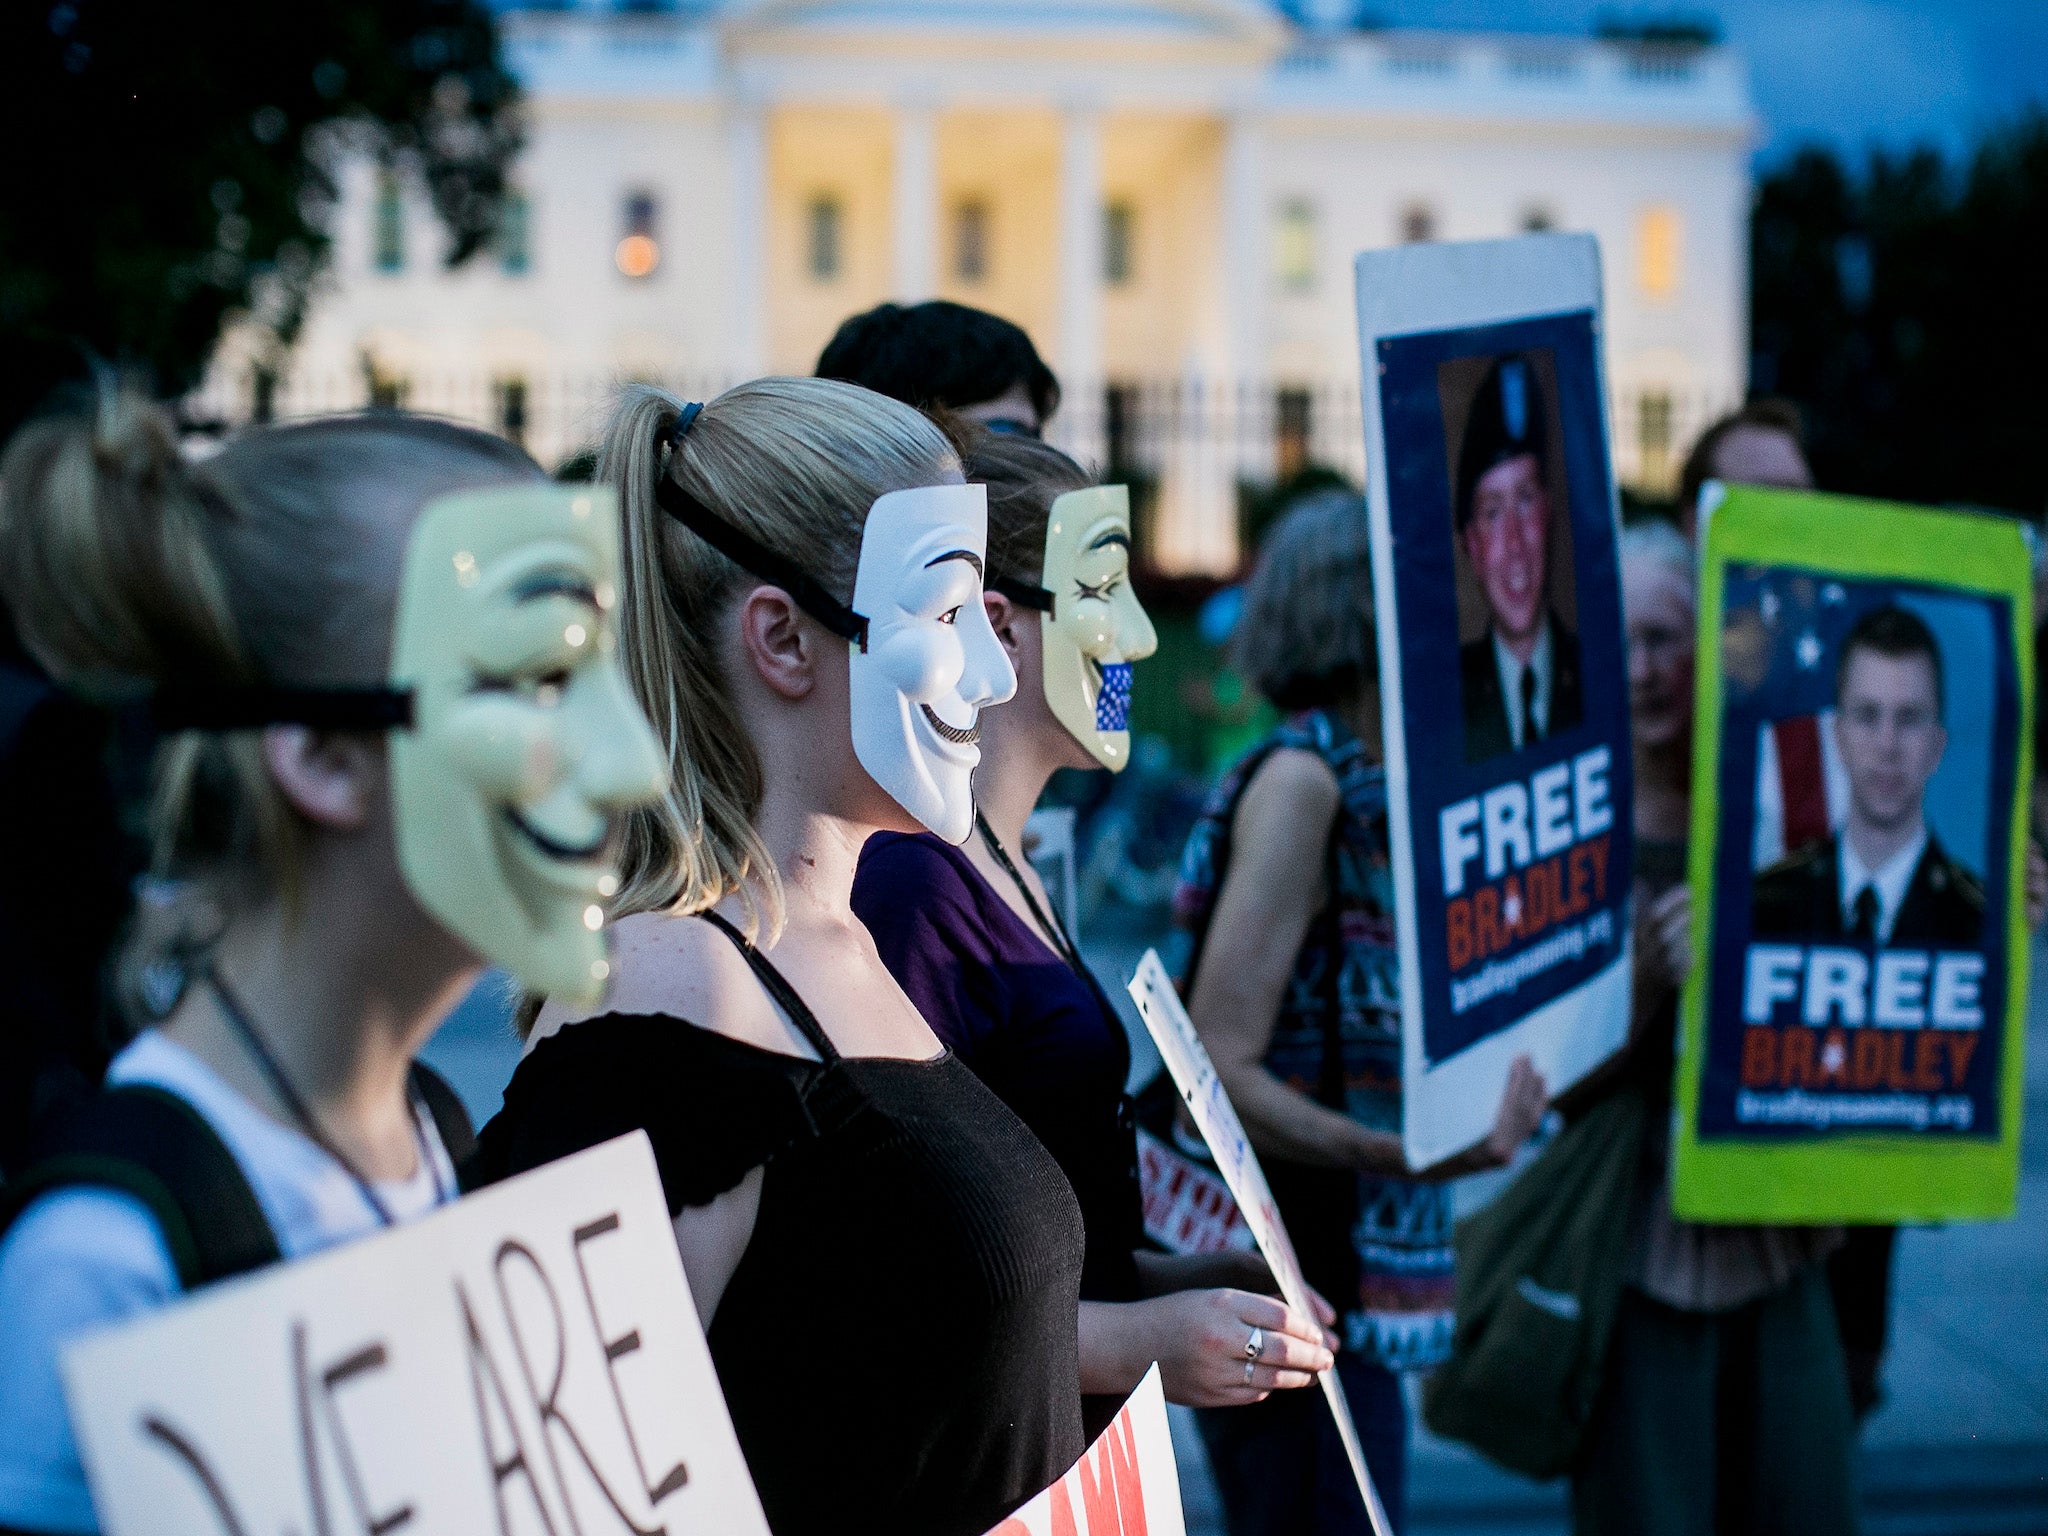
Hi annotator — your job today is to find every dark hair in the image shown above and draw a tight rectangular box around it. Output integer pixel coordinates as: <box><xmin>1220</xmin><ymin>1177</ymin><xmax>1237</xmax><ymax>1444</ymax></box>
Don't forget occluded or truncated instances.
<box><xmin>1677</xmin><ymin>397</ymin><xmax>1806</xmax><ymax>524</ymax></box>
<box><xmin>1230</xmin><ymin>489</ymin><xmax>1377</xmax><ymax>711</ymax></box>
<box><xmin>1837</xmin><ymin>604</ymin><xmax>1943</xmax><ymax>717</ymax></box>
<box><xmin>956</xmin><ymin>429</ymin><xmax>1092</xmax><ymax>590</ymax></box>
<box><xmin>816</xmin><ymin>301</ymin><xmax>1061</xmax><ymax>426</ymax></box>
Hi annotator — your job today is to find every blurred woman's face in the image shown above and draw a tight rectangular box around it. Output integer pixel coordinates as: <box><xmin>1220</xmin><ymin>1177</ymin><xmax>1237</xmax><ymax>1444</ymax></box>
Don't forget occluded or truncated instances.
<box><xmin>1625</xmin><ymin>555</ymin><xmax>1695</xmax><ymax>752</ymax></box>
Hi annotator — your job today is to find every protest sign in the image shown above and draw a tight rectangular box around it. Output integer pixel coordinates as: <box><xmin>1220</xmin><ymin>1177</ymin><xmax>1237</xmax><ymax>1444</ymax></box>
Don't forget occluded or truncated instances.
<box><xmin>1673</xmin><ymin>487</ymin><xmax>2032</xmax><ymax>1222</ymax></box>
<box><xmin>984</xmin><ymin>1365</ymin><xmax>1183</xmax><ymax>1536</ymax></box>
<box><xmin>1128</xmin><ymin>951</ymin><xmax>1393</xmax><ymax>1536</ymax></box>
<box><xmin>1135</xmin><ymin>1127</ymin><xmax>1255</xmax><ymax>1257</ymax></box>
<box><xmin>63</xmin><ymin>1132</ymin><xmax>770</xmax><ymax>1536</ymax></box>
<box><xmin>1353</xmin><ymin>232</ymin><xmax>1634</xmax><ymax>1167</ymax></box>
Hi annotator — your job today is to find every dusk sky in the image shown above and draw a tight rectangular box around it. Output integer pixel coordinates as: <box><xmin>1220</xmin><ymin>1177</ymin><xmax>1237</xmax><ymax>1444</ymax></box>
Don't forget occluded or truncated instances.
<box><xmin>1372</xmin><ymin>0</ymin><xmax>2048</xmax><ymax>164</ymax></box>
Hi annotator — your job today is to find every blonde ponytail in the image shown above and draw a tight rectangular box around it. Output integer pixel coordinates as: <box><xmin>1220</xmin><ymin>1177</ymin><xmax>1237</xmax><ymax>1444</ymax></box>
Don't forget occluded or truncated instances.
<box><xmin>0</xmin><ymin>380</ymin><xmax>540</xmax><ymax>1011</ymax></box>
<box><xmin>598</xmin><ymin>377</ymin><xmax>958</xmax><ymax>937</ymax></box>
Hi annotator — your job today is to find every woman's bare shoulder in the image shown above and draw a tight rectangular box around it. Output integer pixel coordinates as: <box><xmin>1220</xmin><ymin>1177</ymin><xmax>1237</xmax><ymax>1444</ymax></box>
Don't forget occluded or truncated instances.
<box><xmin>528</xmin><ymin>909</ymin><xmax>808</xmax><ymax>1059</ymax></box>
<box><xmin>1238</xmin><ymin>747</ymin><xmax>1341</xmax><ymax>832</ymax></box>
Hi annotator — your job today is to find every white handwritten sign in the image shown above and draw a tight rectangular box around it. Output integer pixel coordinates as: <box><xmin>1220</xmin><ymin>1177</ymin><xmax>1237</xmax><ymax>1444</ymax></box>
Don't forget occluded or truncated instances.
<box><xmin>62</xmin><ymin>1133</ymin><xmax>769</xmax><ymax>1536</ymax></box>
<box><xmin>1127</xmin><ymin>951</ymin><xmax>1393</xmax><ymax>1536</ymax></box>
<box><xmin>983</xmin><ymin>1366</ymin><xmax>1182</xmax><ymax>1536</ymax></box>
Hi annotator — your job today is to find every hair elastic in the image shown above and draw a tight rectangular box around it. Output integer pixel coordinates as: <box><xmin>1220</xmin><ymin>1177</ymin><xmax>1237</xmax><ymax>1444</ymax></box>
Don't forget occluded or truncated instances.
<box><xmin>653</xmin><ymin>475</ymin><xmax>870</xmax><ymax>649</ymax></box>
<box><xmin>664</xmin><ymin>400</ymin><xmax>704</xmax><ymax>454</ymax></box>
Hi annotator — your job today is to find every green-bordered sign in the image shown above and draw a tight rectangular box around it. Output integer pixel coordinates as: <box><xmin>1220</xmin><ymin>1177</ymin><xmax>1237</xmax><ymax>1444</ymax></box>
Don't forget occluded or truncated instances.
<box><xmin>1673</xmin><ymin>486</ymin><xmax>2032</xmax><ymax>1223</ymax></box>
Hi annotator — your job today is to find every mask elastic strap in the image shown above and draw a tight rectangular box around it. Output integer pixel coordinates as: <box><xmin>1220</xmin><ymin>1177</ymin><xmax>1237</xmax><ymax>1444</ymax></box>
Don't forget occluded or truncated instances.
<box><xmin>654</xmin><ymin>474</ymin><xmax>870</xmax><ymax>650</ymax></box>
<box><xmin>990</xmin><ymin>575</ymin><xmax>1055</xmax><ymax>614</ymax></box>
<box><xmin>151</xmin><ymin>686</ymin><xmax>415</xmax><ymax>733</ymax></box>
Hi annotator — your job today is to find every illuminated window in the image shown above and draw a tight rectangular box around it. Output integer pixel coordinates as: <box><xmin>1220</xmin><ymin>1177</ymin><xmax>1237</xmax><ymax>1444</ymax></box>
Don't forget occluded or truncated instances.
<box><xmin>1401</xmin><ymin>203</ymin><xmax>1436</xmax><ymax>244</ymax></box>
<box><xmin>953</xmin><ymin>199</ymin><xmax>989</xmax><ymax>283</ymax></box>
<box><xmin>1637</xmin><ymin>205</ymin><xmax>1681</xmax><ymax>297</ymax></box>
<box><xmin>807</xmin><ymin>194</ymin><xmax>842</xmax><ymax>282</ymax></box>
<box><xmin>1103</xmin><ymin>201</ymin><xmax>1134</xmax><ymax>286</ymax></box>
<box><xmin>373</xmin><ymin>171</ymin><xmax>404</xmax><ymax>273</ymax></box>
<box><xmin>498</xmin><ymin>190</ymin><xmax>531</xmax><ymax>276</ymax></box>
<box><xmin>616</xmin><ymin>192</ymin><xmax>660</xmax><ymax>279</ymax></box>
<box><xmin>1274</xmin><ymin>199</ymin><xmax>1315</xmax><ymax>292</ymax></box>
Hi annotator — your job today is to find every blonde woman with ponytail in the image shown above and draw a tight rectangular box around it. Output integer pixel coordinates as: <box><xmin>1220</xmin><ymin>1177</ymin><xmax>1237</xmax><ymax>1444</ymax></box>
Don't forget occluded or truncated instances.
<box><xmin>477</xmin><ymin>379</ymin><xmax>1090</xmax><ymax>1536</ymax></box>
<box><xmin>0</xmin><ymin>388</ymin><xmax>664</xmax><ymax>1536</ymax></box>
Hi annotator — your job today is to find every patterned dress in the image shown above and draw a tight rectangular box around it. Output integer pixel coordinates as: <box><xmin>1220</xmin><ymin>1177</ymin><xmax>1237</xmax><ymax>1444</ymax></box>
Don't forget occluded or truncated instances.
<box><xmin>1167</xmin><ymin>709</ymin><xmax>1455</xmax><ymax>1370</ymax></box>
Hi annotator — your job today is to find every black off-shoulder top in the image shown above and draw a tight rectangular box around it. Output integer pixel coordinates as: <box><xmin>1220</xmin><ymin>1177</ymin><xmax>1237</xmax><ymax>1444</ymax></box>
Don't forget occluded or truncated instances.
<box><xmin>474</xmin><ymin>919</ymin><xmax>1086</xmax><ymax>1536</ymax></box>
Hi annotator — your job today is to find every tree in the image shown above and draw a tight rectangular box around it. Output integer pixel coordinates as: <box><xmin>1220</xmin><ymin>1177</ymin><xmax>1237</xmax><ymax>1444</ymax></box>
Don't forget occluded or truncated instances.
<box><xmin>0</xmin><ymin>0</ymin><xmax>520</xmax><ymax>435</ymax></box>
<box><xmin>1752</xmin><ymin>115</ymin><xmax>2048</xmax><ymax>516</ymax></box>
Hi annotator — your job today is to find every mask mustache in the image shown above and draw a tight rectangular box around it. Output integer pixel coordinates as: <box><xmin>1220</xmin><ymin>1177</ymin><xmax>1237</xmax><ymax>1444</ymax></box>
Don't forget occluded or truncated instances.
<box><xmin>920</xmin><ymin>703</ymin><xmax>980</xmax><ymax>746</ymax></box>
<box><xmin>503</xmin><ymin>806</ymin><xmax>617</xmax><ymax>862</ymax></box>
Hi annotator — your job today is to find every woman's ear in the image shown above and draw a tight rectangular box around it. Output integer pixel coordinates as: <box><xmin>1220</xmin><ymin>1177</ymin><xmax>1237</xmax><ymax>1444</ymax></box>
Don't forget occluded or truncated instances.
<box><xmin>984</xmin><ymin>591</ymin><xmax>1025</xmax><ymax>664</ymax></box>
<box><xmin>735</xmin><ymin>585</ymin><xmax>817</xmax><ymax>701</ymax></box>
<box><xmin>261</xmin><ymin>726</ymin><xmax>379</xmax><ymax>831</ymax></box>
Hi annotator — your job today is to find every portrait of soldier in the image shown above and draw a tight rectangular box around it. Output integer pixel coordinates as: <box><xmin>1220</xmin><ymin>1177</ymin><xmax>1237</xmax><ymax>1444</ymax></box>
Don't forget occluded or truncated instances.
<box><xmin>1454</xmin><ymin>352</ymin><xmax>1584</xmax><ymax>763</ymax></box>
<box><xmin>1752</xmin><ymin>604</ymin><xmax>1984</xmax><ymax>947</ymax></box>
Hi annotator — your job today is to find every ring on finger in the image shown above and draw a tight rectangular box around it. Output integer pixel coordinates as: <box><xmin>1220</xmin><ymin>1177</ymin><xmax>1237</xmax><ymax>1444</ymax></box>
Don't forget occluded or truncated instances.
<box><xmin>1243</xmin><ymin>1326</ymin><xmax>1264</xmax><ymax>1362</ymax></box>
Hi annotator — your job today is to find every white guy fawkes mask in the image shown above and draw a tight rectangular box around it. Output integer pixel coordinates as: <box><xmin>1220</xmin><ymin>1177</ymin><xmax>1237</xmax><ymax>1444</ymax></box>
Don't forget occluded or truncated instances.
<box><xmin>389</xmin><ymin>484</ymin><xmax>668</xmax><ymax>1005</ymax></box>
<box><xmin>1035</xmin><ymin>485</ymin><xmax>1157</xmax><ymax>770</ymax></box>
<box><xmin>847</xmin><ymin>484</ymin><xmax>1017</xmax><ymax>843</ymax></box>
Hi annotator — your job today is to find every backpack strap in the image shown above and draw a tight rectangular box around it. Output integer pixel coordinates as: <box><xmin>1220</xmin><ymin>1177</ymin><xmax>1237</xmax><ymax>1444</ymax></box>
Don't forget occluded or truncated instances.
<box><xmin>0</xmin><ymin>1085</ymin><xmax>281</xmax><ymax>1290</ymax></box>
<box><xmin>407</xmin><ymin>1062</ymin><xmax>478</xmax><ymax>1192</ymax></box>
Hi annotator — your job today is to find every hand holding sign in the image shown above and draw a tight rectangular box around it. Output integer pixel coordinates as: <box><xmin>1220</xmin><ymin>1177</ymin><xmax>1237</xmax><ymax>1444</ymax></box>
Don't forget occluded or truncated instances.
<box><xmin>1126</xmin><ymin>951</ymin><xmax>1395</xmax><ymax>1536</ymax></box>
<box><xmin>63</xmin><ymin>1133</ymin><xmax>770</xmax><ymax>1536</ymax></box>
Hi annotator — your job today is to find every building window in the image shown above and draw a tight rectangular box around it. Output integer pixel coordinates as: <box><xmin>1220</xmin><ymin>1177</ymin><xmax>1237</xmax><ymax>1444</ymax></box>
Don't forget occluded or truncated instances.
<box><xmin>1104</xmin><ymin>382</ymin><xmax>1139</xmax><ymax>477</ymax></box>
<box><xmin>807</xmin><ymin>194</ymin><xmax>843</xmax><ymax>282</ymax></box>
<box><xmin>1274</xmin><ymin>199</ymin><xmax>1316</xmax><ymax>292</ymax></box>
<box><xmin>616</xmin><ymin>192</ymin><xmax>659</xmax><ymax>279</ymax></box>
<box><xmin>496</xmin><ymin>377</ymin><xmax>529</xmax><ymax>446</ymax></box>
<box><xmin>1400</xmin><ymin>203</ymin><xmax>1436</xmax><ymax>244</ymax></box>
<box><xmin>1275</xmin><ymin>387</ymin><xmax>1313</xmax><ymax>479</ymax></box>
<box><xmin>373</xmin><ymin>171</ymin><xmax>405</xmax><ymax>274</ymax></box>
<box><xmin>1637</xmin><ymin>390</ymin><xmax>1674</xmax><ymax>492</ymax></box>
<box><xmin>952</xmin><ymin>199</ymin><xmax>989</xmax><ymax>284</ymax></box>
<box><xmin>1637</xmin><ymin>204</ymin><xmax>1681</xmax><ymax>298</ymax></box>
<box><xmin>498</xmin><ymin>190</ymin><xmax>531</xmax><ymax>276</ymax></box>
<box><xmin>364</xmin><ymin>362</ymin><xmax>410</xmax><ymax>410</ymax></box>
<box><xmin>1103</xmin><ymin>201</ymin><xmax>1134</xmax><ymax>287</ymax></box>
<box><xmin>1521</xmin><ymin>204</ymin><xmax>1556</xmax><ymax>234</ymax></box>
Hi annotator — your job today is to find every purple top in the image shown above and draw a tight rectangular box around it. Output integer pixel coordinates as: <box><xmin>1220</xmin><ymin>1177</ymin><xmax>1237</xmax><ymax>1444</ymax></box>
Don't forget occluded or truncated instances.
<box><xmin>854</xmin><ymin>832</ymin><xmax>1143</xmax><ymax>1305</ymax></box>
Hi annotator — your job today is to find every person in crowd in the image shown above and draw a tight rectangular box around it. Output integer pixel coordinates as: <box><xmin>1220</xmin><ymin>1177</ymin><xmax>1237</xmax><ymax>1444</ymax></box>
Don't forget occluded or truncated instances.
<box><xmin>1455</xmin><ymin>353</ymin><xmax>1583</xmax><ymax>762</ymax></box>
<box><xmin>476</xmin><ymin>380</ymin><xmax>1089</xmax><ymax>1536</ymax></box>
<box><xmin>0</xmin><ymin>389</ymin><xmax>666</xmax><ymax>1534</ymax></box>
<box><xmin>1674</xmin><ymin>396</ymin><xmax>1813</xmax><ymax>541</ymax></box>
<box><xmin>1174</xmin><ymin>490</ymin><xmax>1549</xmax><ymax>1536</ymax></box>
<box><xmin>1571</xmin><ymin>518</ymin><xmax>1856</xmax><ymax>1535</ymax></box>
<box><xmin>816</xmin><ymin>300</ymin><xmax>1060</xmax><ymax>437</ymax></box>
<box><xmin>1753</xmin><ymin>605</ymin><xmax>1983</xmax><ymax>946</ymax></box>
<box><xmin>852</xmin><ymin>431</ymin><xmax>1336</xmax><ymax>1439</ymax></box>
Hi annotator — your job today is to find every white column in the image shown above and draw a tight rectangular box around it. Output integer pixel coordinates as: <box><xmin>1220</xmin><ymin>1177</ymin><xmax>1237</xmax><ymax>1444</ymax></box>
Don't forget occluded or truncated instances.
<box><xmin>1222</xmin><ymin>112</ymin><xmax>1271</xmax><ymax>486</ymax></box>
<box><xmin>1054</xmin><ymin>105</ymin><xmax>1105</xmax><ymax>472</ymax></box>
<box><xmin>726</xmin><ymin>99</ymin><xmax>767</xmax><ymax>382</ymax></box>
<box><xmin>892</xmin><ymin>102</ymin><xmax>937</xmax><ymax>302</ymax></box>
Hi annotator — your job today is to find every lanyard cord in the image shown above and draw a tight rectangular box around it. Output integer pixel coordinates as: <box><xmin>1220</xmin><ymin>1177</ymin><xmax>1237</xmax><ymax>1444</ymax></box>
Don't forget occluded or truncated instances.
<box><xmin>207</xmin><ymin>970</ymin><xmax>445</xmax><ymax>1227</ymax></box>
<box><xmin>974</xmin><ymin>809</ymin><xmax>1095</xmax><ymax>981</ymax></box>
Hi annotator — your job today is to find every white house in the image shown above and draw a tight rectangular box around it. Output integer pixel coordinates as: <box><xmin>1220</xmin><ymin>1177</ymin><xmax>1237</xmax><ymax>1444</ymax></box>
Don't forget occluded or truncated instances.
<box><xmin>207</xmin><ymin>0</ymin><xmax>1755</xmax><ymax>572</ymax></box>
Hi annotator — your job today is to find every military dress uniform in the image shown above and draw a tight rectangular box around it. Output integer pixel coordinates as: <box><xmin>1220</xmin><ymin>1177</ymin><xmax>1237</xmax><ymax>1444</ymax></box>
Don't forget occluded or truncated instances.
<box><xmin>1458</xmin><ymin>615</ymin><xmax>1584</xmax><ymax>764</ymax></box>
<box><xmin>1750</xmin><ymin>829</ymin><xmax>1985</xmax><ymax>1418</ymax></box>
<box><xmin>1750</xmin><ymin>832</ymin><xmax>1985</xmax><ymax>948</ymax></box>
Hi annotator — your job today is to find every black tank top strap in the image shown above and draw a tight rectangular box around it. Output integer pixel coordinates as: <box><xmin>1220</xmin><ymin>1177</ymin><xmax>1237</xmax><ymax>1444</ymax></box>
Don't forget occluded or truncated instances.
<box><xmin>699</xmin><ymin>909</ymin><xmax>843</xmax><ymax>1064</ymax></box>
